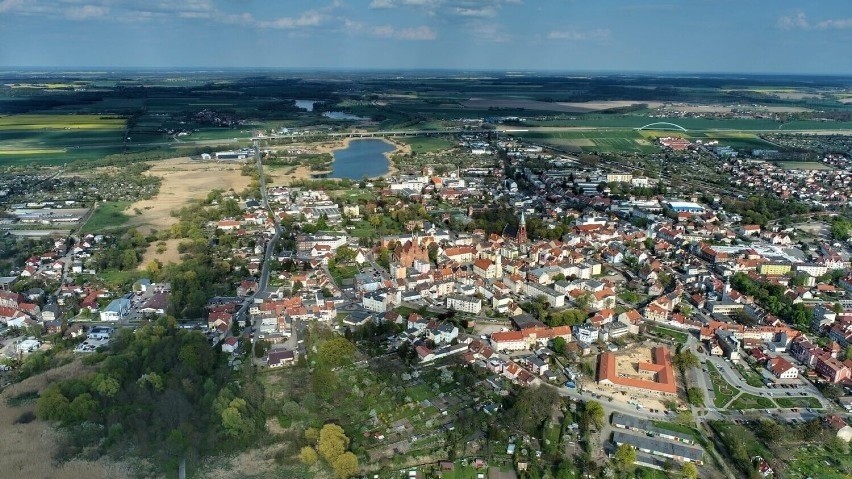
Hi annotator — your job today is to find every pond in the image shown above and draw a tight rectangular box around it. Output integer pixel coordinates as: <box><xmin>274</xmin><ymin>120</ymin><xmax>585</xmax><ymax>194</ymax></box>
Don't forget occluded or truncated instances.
<box><xmin>323</xmin><ymin>111</ymin><xmax>367</xmax><ymax>121</ymax></box>
<box><xmin>331</xmin><ymin>139</ymin><xmax>395</xmax><ymax>179</ymax></box>
<box><xmin>294</xmin><ymin>99</ymin><xmax>316</xmax><ymax>111</ymax></box>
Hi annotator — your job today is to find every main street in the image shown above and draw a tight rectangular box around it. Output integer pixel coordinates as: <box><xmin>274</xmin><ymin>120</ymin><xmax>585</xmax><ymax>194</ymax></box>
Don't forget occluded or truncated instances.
<box><xmin>248</xmin><ymin>139</ymin><xmax>283</xmax><ymax>359</ymax></box>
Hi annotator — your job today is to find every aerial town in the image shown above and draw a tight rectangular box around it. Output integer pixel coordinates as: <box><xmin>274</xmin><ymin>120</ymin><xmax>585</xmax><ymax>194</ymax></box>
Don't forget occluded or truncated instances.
<box><xmin>4</xmin><ymin>88</ymin><xmax>852</xmax><ymax>478</ymax></box>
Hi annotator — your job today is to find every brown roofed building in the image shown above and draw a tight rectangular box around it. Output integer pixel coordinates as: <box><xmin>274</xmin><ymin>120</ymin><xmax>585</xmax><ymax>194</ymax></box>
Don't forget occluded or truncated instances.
<box><xmin>597</xmin><ymin>346</ymin><xmax>677</xmax><ymax>396</ymax></box>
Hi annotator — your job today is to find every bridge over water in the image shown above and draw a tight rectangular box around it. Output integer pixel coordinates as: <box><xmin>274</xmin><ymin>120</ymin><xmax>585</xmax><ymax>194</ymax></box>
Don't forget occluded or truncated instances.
<box><xmin>252</xmin><ymin>128</ymin><xmax>491</xmax><ymax>141</ymax></box>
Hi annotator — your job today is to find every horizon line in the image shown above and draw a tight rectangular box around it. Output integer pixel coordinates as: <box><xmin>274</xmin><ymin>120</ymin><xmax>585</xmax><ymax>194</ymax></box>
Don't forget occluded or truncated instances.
<box><xmin>1</xmin><ymin>66</ymin><xmax>851</xmax><ymax>77</ymax></box>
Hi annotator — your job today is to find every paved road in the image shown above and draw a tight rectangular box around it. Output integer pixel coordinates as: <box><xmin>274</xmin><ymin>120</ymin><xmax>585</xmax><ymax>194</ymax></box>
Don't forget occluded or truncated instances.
<box><xmin>249</xmin><ymin>139</ymin><xmax>283</xmax><ymax>359</ymax></box>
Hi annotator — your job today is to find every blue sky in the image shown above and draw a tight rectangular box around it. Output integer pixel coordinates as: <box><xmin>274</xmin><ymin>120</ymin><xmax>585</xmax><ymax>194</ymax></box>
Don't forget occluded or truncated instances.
<box><xmin>1</xmin><ymin>0</ymin><xmax>851</xmax><ymax>73</ymax></box>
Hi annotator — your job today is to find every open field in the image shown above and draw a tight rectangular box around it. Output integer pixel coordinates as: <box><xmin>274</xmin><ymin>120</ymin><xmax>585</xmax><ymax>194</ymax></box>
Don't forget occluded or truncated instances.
<box><xmin>0</xmin><ymin>114</ymin><xmax>126</xmax><ymax>130</ymax></box>
<box><xmin>776</xmin><ymin>161</ymin><xmax>834</xmax><ymax>171</ymax></box>
<box><xmin>0</xmin><ymin>360</ymin><xmax>142</xmax><ymax>478</ymax></box>
<box><xmin>396</xmin><ymin>136</ymin><xmax>457</xmax><ymax>154</ymax></box>
<box><xmin>0</xmin><ymin>114</ymin><xmax>127</xmax><ymax>165</ymax></box>
<box><xmin>125</xmin><ymin>157</ymin><xmax>252</xmax><ymax>234</ymax></box>
<box><xmin>138</xmin><ymin>238</ymin><xmax>186</xmax><ymax>269</ymax></box>
<box><xmin>80</xmin><ymin>201</ymin><xmax>130</xmax><ymax>233</ymax></box>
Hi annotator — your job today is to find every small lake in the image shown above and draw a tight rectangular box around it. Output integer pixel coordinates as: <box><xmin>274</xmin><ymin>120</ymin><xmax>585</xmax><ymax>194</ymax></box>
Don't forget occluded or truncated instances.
<box><xmin>331</xmin><ymin>139</ymin><xmax>395</xmax><ymax>179</ymax></box>
<box><xmin>294</xmin><ymin>99</ymin><xmax>316</xmax><ymax>111</ymax></box>
<box><xmin>323</xmin><ymin>111</ymin><xmax>367</xmax><ymax>121</ymax></box>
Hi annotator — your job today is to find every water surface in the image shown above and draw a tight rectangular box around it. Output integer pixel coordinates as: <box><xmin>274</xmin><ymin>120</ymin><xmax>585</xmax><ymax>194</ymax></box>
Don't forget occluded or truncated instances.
<box><xmin>331</xmin><ymin>139</ymin><xmax>395</xmax><ymax>179</ymax></box>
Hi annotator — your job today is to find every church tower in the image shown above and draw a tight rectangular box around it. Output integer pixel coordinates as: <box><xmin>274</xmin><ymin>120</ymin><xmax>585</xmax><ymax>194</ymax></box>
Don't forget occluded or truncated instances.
<box><xmin>517</xmin><ymin>211</ymin><xmax>528</xmax><ymax>244</ymax></box>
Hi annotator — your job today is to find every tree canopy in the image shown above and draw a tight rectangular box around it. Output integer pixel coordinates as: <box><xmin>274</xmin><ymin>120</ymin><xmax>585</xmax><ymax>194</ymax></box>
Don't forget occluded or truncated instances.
<box><xmin>36</xmin><ymin>316</ymin><xmax>265</xmax><ymax>471</ymax></box>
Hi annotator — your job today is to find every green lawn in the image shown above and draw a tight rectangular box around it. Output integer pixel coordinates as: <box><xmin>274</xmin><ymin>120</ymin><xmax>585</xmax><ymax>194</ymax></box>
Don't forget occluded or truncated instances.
<box><xmin>706</xmin><ymin>362</ymin><xmax>738</xmax><ymax>408</ymax></box>
<box><xmin>406</xmin><ymin>383</ymin><xmax>436</xmax><ymax>402</ymax></box>
<box><xmin>728</xmin><ymin>393</ymin><xmax>776</xmax><ymax>410</ymax></box>
<box><xmin>649</xmin><ymin>324</ymin><xmax>688</xmax><ymax>344</ymax></box>
<box><xmin>734</xmin><ymin>362</ymin><xmax>767</xmax><ymax>388</ymax></box>
<box><xmin>397</xmin><ymin>136</ymin><xmax>457</xmax><ymax>154</ymax></box>
<box><xmin>97</xmin><ymin>268</ymin><xmax>142</xmax><ymax>288</ymax></box>
<box><xmin>80</xmin><ymin>201</ymin><xmax>131</xmax><ymax>233</ymax></box>
<box><xmin>775</xmin><ymin>396</ymin><xmax>823</xmax><ymax>409</ymax></box>
<box><xmin>652</xmin><ymin>420</ymin><xmax>699</xmax><ymax>438</ymax></box>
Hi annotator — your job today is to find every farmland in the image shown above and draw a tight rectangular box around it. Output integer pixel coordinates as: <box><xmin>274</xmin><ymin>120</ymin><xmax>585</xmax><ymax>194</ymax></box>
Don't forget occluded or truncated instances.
<box><xmin>0</xmin><ymin>114</ymin><xmax>126</xmax><ymax>165</ymax></box>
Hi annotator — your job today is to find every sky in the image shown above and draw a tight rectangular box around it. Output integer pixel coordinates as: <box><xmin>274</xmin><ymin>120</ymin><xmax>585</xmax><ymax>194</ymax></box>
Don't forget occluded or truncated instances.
<box><xmin>1</xmin><ymin>0</ymin><xmax>851</xmax><ymax>73</ymax></box>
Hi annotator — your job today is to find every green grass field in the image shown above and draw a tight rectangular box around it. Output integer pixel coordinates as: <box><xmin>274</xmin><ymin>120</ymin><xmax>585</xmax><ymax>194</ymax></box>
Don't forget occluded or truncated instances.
<box><xmin>728</xmin><ymin>392</ymin><xmax>776</xmax><ymax>410</ymax></box>
<box><xmin>733</xmin><ymin>363</ymin><xmax>767</xmax><ymax>388</ymax></box>
<box><xmin>774</xmin><ymin>396</ymin><xmax>823</xmax><ymax>408</ymax></box>
<box><xmin>777</xmin><ymin>161</ymin><xmax>834</xmax><ymax>171</ymax></box>
<box><xmin>706</xmin><ymin>362</ymin><xmax>738</xmax><ymax>408</ymax></box>
<box><xmin>397</xmin><ymin>136</ymin><xmax>457</xmax><ymax>154</ymax></box>
<box><xmin>649</xmin><ymin>325</ymin><xmax>689</xmax><ymax>344</ymax></box>
<box><xmin>80</xmin><ymin>201</ymin><xmax>131</xmax><ymax>233</ymax></box>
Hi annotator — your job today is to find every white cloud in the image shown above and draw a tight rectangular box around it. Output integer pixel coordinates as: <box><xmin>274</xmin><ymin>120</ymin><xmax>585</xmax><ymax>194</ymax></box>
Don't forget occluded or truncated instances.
<box><xmin>547</xmin><ymin>28</ymin><xmax>610</xmax><ymax>41</ymax></box>
<box><xmin>816</xmin><ymin>18</ymin><xmax>852</xmax><ymax>30</ymax></box>
<box><xmin>369</xmin><ymin>0</ymin><xmax>396</xmax><ymax>8</ymax></box>
<box><xmin>0</xmin><ymin>0</ymin><xmax>26</xmax><ymax>13</ymax></box>
<box><xmin>778</xmin><ymin>12</ymin><xmax>810</xmax><ymax>30</ymax></box>
<box><xmin>65</xmin><ymin>4</ymin><xmax>108</xmax><ymax>19</ymax></box>
<box><xmin>778</xmin><ymin>12</ymin><xmax>852</xmax><ymax>31</ymax></box>
<box><xmin>259</xmin><ymin>10</ymin><xmax>327</xmax><ymax>29</ymax></box>
<box><xmin>452</xmin><ymin>6</ymin><xmax>496</xmax><ymax>18</ymax></box>
<box><xmin>370</xmin><ymin>25</ymin><xmax>437</xmax><ymax>40</ymax></box>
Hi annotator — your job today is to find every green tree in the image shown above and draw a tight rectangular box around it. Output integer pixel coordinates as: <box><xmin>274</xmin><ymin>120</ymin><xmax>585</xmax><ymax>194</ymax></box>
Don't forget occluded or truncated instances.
<box><xmin>681</xmin><ymin>462</ymin><xmax>698</xmax><ymax>479</ymax></box>
<box><xmin>687</xmin><ymin>387</ymin><xmax>704</xmax><ymax>406</ymax></box>
<box><xmin>582</xmin><ymin>401</ymin><xmax>605</xmax><ymax>430</ymax></box>
<box><xmin>299</xmin><ymin>446</ymin><xmax>318</xmax><ymax>465</ymax></box>
<box><xmin>334</xmin><ymin>246</ymin><xmax>356</xmax><ymax>264</ymax></box>
<box><xmin>755</xmin><ymin>420</ymin><xmax>784</xmax><ymax>444</ymax></box>
<box><xmin>613</xmin><ymin>443</ymin><xmax>637</xmax><ymax>472</ymax></box>
<box><xmin>547</xmin><ymin>308</ymin><xmax>587</xmax><ymax>327</ymax></box>
<box><xmin>552</xmin><ymin>337</ymin><xmax>567</xmax><ymax>355</ymax></box>
<box><xmin>674</xmin><ymin>350</ymin><xmax>700</xmax><ymax>370</ymax></box>
<box><xmin>512</xmin><ymin>385</ymin><xmax>560</xmax><ymax>435</ymax></box>
<box><xmin>36</xmin><ymin>386</ymin><xmax>70</xmax><ymax>422</ymax></box>
<box><xmin>312</xmin><ymin>366</ymin><xmax>338</xmax><ymax>400</ymax></box>
<box><xmin>331</xmin><ymin>451</ymin><xmax>359</xmax><ymax>478</ymax></box>
<box><xmin>318</xmin><ymin>337</ymin><xmax>356</xmax><ymax>368</ymax></box>
<box><xmin>317</xmin><ymin>423</ymin><xmax>349</xmax><ymax>462</ymax></box>
<box><xmin>68</xmin><ymin>392</ymin><xmax>98</xmax><ymax>423</ymax></box>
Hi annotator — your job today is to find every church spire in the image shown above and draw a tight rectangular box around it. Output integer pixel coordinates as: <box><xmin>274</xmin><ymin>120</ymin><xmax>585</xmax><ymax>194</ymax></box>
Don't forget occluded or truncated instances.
<box><xmin>517</xmin><ymin>211</ymin><xmax>528</xmax><ymax>244</ymax></box>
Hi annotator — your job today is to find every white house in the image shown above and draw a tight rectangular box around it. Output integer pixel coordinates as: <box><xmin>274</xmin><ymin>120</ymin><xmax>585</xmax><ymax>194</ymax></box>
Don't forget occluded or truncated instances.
<box><xmin>446</xmin><ymin>294</ymin><xmax>482</xmax><ymax>314</ymax></box>
<box><xmin>100</xmin><ymin>298</ymin><xmax>131</xmax><ymax>322</ymax></box>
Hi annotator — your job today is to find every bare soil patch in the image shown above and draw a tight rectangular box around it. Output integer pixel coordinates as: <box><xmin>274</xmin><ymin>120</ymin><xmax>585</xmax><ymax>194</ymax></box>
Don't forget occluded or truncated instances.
<box><xmin>0</xmin><ymin>360</ymin><xmax>142</xmax><ymax>478</ymax></box>
<box><xmin>138</xmin><ymin>238</ymin><xmax>186</xmax><ymax>269</ymax></box>
<box><xmin>126</xmin><ymin>157</ymin><xmax>251</xmax><ymax>234</ymax></box>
